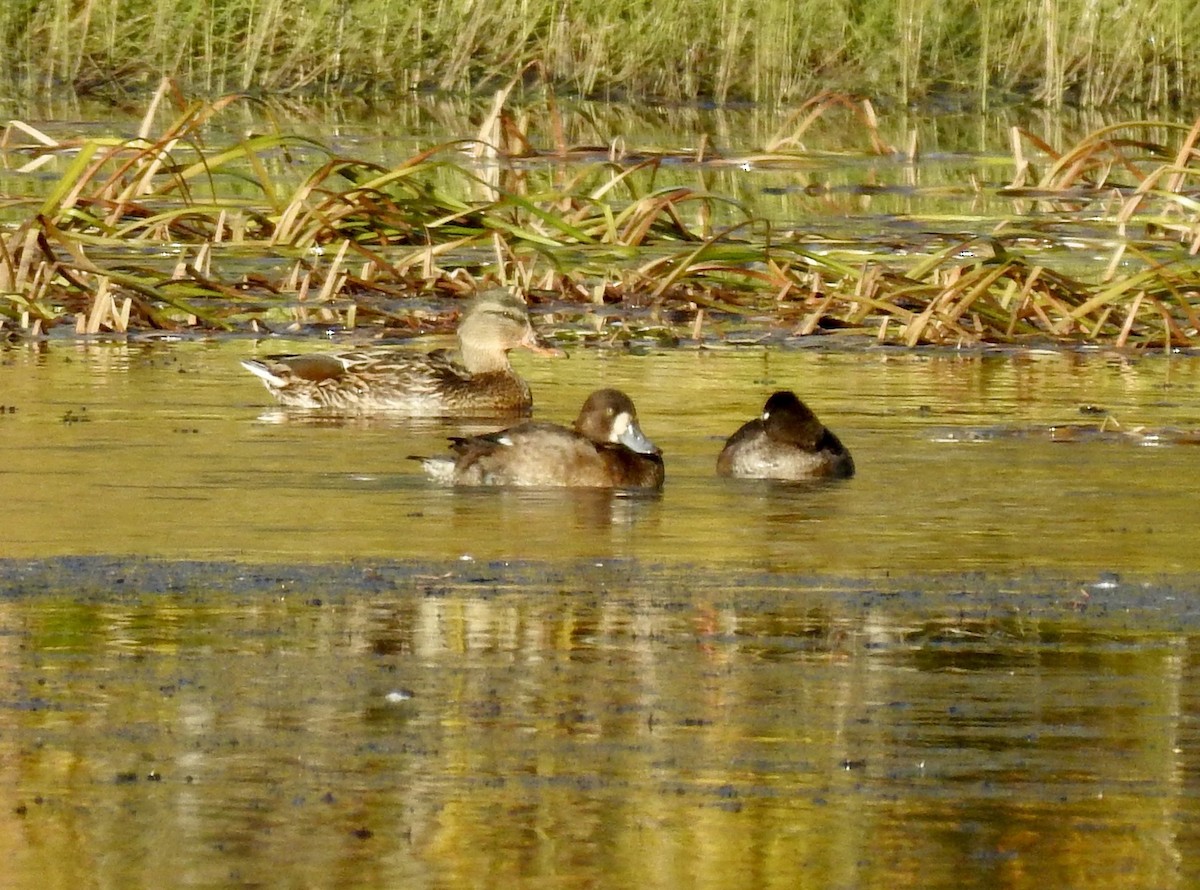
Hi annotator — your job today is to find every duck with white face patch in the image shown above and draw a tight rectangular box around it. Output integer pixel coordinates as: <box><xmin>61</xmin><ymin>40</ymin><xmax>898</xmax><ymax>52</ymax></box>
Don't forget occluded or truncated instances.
<box><xmin>414</xmin><ymin>388</ymin><xmax>665</xmax><ymax>489</ymax></box>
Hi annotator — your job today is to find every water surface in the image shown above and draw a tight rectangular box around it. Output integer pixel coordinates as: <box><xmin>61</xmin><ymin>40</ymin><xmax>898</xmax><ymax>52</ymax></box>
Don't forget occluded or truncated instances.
<box><xmin>1</xmin><ymin>339</ymin><xmax>1197</xmax><ymax>572</ymax></box>
<box><xmin>2</xmin><ymin>560</ymin><xmax>1197</xmax><ymax>889</ymax></box>
<box><xmin>1</xmin><ymin>339</ymin><xmax>1198</xmax><ymax>888</ymax></box>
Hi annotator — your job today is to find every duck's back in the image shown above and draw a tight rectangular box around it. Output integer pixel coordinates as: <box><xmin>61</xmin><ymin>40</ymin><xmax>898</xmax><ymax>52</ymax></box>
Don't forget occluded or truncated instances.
<box><xmin>435</xmin><ymin>423</ymin><xmax>663</xmax><ymax>488</ymax></box>
<box><xmin>242</xmin><ymin>347</ymin><xmax>532</xmax><ymax>415</ymax></box>
<box><xmin>357</xmin><ymin>349</ymin><xmax>532</xmax><ymax>415</ymax></box>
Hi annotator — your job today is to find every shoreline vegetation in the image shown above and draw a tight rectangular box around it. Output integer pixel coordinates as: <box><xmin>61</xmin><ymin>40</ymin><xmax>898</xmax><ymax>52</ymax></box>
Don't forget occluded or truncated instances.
<box><xmin>1</xmin><ymin>0</ymin><xmax>1198</xmax><ymax>108</ymax></box>
<box><xmin>2</xmin><ymin>81</ymin><xmax>1200</xmax><ymax>350</ymax></box>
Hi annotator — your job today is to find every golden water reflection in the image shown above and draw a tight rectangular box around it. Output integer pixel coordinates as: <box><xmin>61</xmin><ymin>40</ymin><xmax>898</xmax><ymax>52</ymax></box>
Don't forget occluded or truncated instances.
<box><xmin>0</xmin><ymin>564</ymin><xmax>1196</xmax><ymax>888</ymax></box>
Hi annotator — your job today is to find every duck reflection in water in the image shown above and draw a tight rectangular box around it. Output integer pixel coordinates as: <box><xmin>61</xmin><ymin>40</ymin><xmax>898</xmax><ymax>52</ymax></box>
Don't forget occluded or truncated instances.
<box><xmin>718</xmin><ymin>390</ymin><xmax>854</xmax><ymax>481</ymax></box>
<box><xmin>415</xmin><ymin>388</ymin><xmax>665</xmax><ymax>489</ymax></box>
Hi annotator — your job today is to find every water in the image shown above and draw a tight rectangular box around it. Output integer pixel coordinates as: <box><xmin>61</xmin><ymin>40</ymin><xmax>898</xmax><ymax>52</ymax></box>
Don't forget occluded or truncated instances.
<box><xmin>1</xmin><ymin>339</ymin><xmax>1197</xmax><ymax>571</ymax></box>
<box><xmin>1</xmin><ymin>339</ymin><xmax>1199</xmax><ymax>887</ymax></box>
<box><xmin>2</xmin><ymin>562</ymin><xmax>1198</xmax><ymax>888</ymax></box>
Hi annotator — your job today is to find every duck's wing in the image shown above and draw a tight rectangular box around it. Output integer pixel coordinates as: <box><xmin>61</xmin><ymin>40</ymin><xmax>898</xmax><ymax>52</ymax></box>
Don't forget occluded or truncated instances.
<box><xmin>447</xmin><ymin>421</ymin><xmax>561</xmax><ymax>457</ymax></box>
<box><xmin>242</xmin><ymin>347</ymin><xmax>426</xmax><ymax>382</ymax></box>
<box><xmin>241</xmin><ymin>352</ymin><xmax>353</xmax><ymax>386</ymax></box>
<box><xmin>448</xmin><ymin>423</ymin><xmax>609</xmax><ymax>486</ymax></box>
<box><xmin>815</xmin><ymin>427</ymin><xmax>855</xmax><ymax>477</ymax></box>
<box><xmin>328</xmin><ymin>347</ymin><xmax>480</xmax><ymax>400</ymax></box>
<box><xmin>815</xmin><ymin>426</ymin><xmax>848</xmax><ymax>455</ymax></box>
<box><xmin>334</xmin><ymin>346</ymin><xmax>460</xmax><ymax>377</ymax></box>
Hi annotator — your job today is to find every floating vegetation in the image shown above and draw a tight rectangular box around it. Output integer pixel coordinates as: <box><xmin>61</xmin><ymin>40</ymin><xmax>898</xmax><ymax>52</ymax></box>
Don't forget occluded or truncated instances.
<box><xmin>930</xmin><ymin>421</ymin><xmax>1200</xmax><ymax>446</ymax></box>
<box><xmin>3</xmin><ymin>83</ymin><xmax>1200</xmax><ymax>349</ymax></box>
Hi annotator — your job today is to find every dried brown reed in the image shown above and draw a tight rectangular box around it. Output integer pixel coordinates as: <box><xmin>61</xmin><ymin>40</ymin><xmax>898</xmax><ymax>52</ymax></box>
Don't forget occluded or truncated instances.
<box><xmin>3</xmin><ymin>84</ymin><xmax>1200</xmax><ymax>350</ymax></box>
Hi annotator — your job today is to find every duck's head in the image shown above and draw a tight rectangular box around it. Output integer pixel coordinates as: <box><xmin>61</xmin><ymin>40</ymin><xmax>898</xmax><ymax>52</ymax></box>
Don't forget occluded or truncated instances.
<box><xmin>457</xmin><ymin>292</ymin><xmax>564</xmax><ymax>370</ymax></box>
<box><xmin>762</xmin><ymin>390</ymin><xmax>825</xmax><ymax>448</ymax></box>
<box><xmin>574</xmin><ymin>388</ymin><xmax>660</xmax><ymax>455</ymax></box>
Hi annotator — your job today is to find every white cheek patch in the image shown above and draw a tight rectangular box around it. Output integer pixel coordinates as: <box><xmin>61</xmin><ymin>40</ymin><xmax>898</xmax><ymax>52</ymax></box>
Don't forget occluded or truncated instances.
<box><xmin>498</xmin><ymin>434</ymin><xmax>514</xmax><ymax>447</ymax></box>
<box><xmin>610</xmin><ymin>412</ymin><xmax>631</xmax><ymax>442</ymax></box>
<box><xmin>761</xmin><ymin>410</ymin><xmax>771</xmax><ymax>421</ymax></box>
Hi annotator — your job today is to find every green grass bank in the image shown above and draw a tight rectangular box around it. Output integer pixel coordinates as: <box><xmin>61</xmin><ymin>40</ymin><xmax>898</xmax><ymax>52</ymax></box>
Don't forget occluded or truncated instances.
<box><xmin>2</xmin><ymin>0</ymin><xmax>1198</xmax><ymax>107</ymax></box>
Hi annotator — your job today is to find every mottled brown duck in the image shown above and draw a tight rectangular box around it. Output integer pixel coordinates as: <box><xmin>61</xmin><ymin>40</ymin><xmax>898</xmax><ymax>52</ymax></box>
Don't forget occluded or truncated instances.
<box><xmin>241</xmin><ymin>292</ymin><xmax>561</xmax><ymax>416</ymax></box>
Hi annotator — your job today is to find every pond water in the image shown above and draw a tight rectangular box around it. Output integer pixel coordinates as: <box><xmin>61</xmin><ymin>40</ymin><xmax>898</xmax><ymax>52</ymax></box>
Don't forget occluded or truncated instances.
<box><xmin>2</xmin><ymin>338</ymin><xmax>1200</xmax><ymax>887</ymax></box>
<box><xmin>2</xmin><ymin>338</ymin><xmax>1198</xmax><ymax>570</ymax></box>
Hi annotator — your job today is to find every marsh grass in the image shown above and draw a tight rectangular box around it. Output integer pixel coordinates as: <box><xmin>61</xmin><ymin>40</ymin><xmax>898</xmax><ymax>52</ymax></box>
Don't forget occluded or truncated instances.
<box><xmin>4</xmin><ymin>83</ymin><xmax>1200</xmax><ymax>348</ymax></box>
<box><xmin>2</xmin><ymin>0</ymin><xmax>1199</xmax><ymax>107</ymax></box>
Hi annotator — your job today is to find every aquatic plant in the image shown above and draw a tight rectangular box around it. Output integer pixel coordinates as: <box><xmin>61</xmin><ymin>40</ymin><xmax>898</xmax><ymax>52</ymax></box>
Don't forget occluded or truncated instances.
<box><xmin>1</xmin><ymin>0</ymin><xmax>1198</xmax><ymax>107</ymax></box>
<box><xmin>3</xmin><ymin>84</ymin><xmax>1200</xmax><ymax>349</ymax></box>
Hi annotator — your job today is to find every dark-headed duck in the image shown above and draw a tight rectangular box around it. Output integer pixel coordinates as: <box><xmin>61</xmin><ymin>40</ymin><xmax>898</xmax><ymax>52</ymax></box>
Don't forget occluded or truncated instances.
<box><xmin>416</xmin><ymin>388</ymin><xmax>664</xmax><ymax>489</ymax></box>
<box><xmin>717</xmin><ymin>390</ymin><xmax>854</xmax><ymax>480</ymax></box>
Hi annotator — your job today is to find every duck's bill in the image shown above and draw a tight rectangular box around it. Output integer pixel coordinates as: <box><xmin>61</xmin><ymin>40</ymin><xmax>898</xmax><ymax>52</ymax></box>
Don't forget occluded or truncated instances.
<box><xmin>618</xmin><ymin>421</ymin><xmax>660</xmax><ymax>455</ymax></box>
<box><xmin>520</xmin><ymin>330</ymin><xmax>568</xmax><ymax>358</ymax></box>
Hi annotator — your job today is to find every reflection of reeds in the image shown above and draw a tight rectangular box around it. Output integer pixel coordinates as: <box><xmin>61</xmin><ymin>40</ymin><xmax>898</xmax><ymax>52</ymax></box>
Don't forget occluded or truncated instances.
<box><xmin>5</xmin><ymin>84</ymin><xmax>1200</xmax><ymax>347</ymax></box>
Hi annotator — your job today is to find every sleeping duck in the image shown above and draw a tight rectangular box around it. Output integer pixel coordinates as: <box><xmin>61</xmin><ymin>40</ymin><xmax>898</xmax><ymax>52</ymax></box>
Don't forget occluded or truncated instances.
<box><xmin>717</xmin><ymin>390</ymin><xmax>854</xmax><ymax>480</ymax></box>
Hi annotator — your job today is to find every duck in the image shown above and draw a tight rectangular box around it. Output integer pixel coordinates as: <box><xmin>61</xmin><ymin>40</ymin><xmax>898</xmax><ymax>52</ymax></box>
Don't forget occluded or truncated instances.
<box><xmin>415</xmin><ymin>388</ymin><xmax>665</xmax><ymax>489</ymax></box>
<box><xmin>717</xmin><ymin>390</ymin><xmax>854</xmax><ymax>480</ymax></box>
<box><xmin>240</xmin><ymin>291</ymin><xmax>562</xmax><ymax>415</ymax></box>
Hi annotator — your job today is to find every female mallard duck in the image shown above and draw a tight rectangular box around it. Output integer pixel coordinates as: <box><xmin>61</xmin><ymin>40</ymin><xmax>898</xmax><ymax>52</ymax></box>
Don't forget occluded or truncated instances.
<box><xmin>717</xmin><ymin>390</ymin><xmax>854</xmax><ymax>480</ymax></box>
<box><xmin>416</xmin><ymin>388</ymin><xmax>665</xmax><ymax>489</ymax></box>
<box><xmin>240</xmin><ymin>292</ymin><xmax>562</xmax><ymax>415</ymax></box>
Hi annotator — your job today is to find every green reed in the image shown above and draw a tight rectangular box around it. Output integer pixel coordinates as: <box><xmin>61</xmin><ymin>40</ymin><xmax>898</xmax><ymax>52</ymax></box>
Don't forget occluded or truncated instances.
<box><xmin>3</xmin><ymin>86</ymin><xmax>1200</xmax><ymax>349</ymax></box>
<box><xmin>2</xmin><ymin>0</ymin><xmax>1199</xmax><ymax>106</ymax></box>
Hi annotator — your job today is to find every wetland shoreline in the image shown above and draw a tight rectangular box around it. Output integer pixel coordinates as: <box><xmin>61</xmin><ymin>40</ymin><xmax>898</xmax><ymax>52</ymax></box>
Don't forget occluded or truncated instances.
<box><xmin>1</xmin><ymin>556</ymin><xmax>1192</xmax><ymax>628</ymax></box>
<box><xmin>4</xmin><ymin>88</ymin><xmax>1200</xmax><ymax>351</ymax></box>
